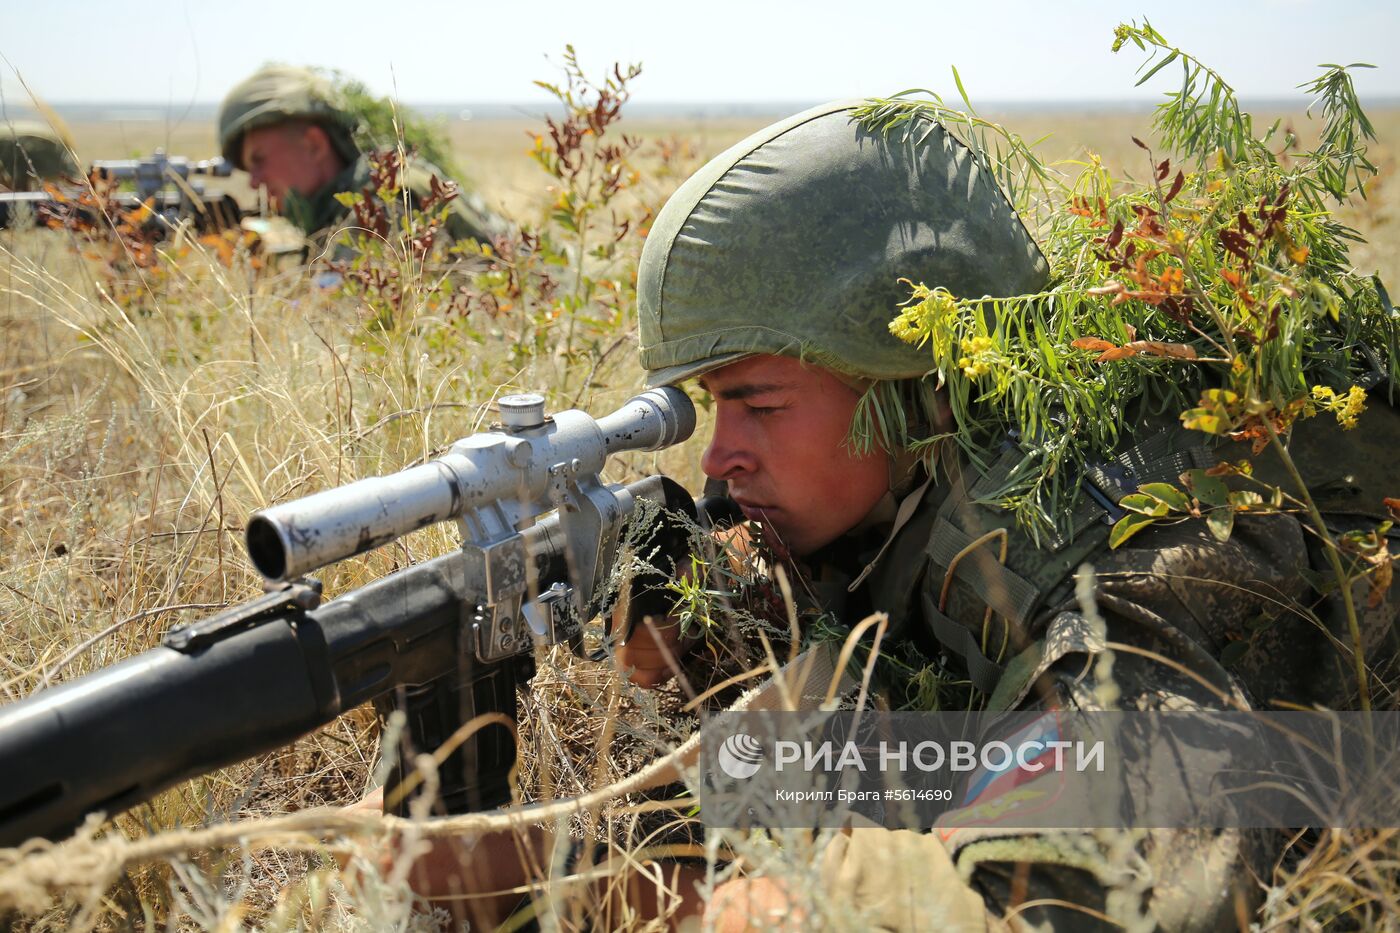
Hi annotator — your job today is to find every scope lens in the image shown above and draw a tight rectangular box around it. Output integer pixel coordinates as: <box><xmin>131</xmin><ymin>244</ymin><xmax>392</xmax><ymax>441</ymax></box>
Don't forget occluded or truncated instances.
<box><xmin>245</xmin><ymin>516</ymin><xmax>288</xmax><ymax>581</ymax></box>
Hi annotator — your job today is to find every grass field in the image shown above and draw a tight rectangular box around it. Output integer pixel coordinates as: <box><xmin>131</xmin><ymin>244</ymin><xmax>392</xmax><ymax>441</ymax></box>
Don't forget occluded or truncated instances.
<box><xmin>3</xmin><ymin>100</ymin><xmax>1399</xmax><ymax>930</ymax></box>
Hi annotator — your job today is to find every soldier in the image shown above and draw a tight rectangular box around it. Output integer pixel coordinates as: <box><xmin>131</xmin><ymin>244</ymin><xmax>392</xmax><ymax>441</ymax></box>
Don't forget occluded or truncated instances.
<box><xmin>0</xmin><ymin>120</ymin><xmax>79</xmax><ymax>191</ymax></box>
<box><xmin>367</xmin><ymin>101</ymin><xmax>1398</xmax><ymax>930</ymax></box>
<box><xmin>216</xmin><ymin>64</ymin><xmax>506</xmax><ymax>247</ymax></box>
<box><xmin>618</xmin><ymin>99</ymin><xmax>1399</xmax><ymax>931</ymax></box>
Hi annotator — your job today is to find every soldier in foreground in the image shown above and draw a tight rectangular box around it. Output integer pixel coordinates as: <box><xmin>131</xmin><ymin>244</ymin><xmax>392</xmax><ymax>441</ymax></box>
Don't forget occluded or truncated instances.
<box><xmin>217</xmin><ymin>64</ymin><xmax>506</xmax><ymax>247</ymax></box>
<box><xmin>368</xmin><ymin>102</ymin><xmax>1398</xmax><ymax>930</ymax></box>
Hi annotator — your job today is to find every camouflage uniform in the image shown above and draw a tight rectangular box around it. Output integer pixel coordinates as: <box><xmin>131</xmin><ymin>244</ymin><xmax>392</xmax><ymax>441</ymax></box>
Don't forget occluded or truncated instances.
<box><xmin>0</xmin><ymin>120</ymin><xmax>78</xmax><ymax>191</ymax></box>
<box><xmin>217</xmin><ymin>64</ymin><xmax>506</xmax><ymax>245</ymax></box>
<box><xmin>637</xmin><ymin>102</ymin><xmax>1400</xmax><ymax>931</ymax></box>
<box><xmin>278</xmin><ymin>150</ymin><xmax>506</xmax><ymax>247</ymax></box>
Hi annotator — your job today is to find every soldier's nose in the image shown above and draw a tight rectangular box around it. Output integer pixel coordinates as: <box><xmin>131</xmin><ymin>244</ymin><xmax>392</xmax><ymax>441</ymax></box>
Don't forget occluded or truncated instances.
<box><xmin>700</xmin><ymin>437</ymin><xmax>730</xmax><ymax>481</ymax></box>
<box><xmin>701</xmin><ymin>417</ymin><xmax>753</xmax><ymax>481</ymax></box>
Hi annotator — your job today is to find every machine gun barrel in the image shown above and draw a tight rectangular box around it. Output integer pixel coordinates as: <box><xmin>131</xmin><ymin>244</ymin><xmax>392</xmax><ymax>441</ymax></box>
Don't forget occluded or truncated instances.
<box><xmin>246</xmin><ymin>388</ymin><xmax>695</xmax><ymax>583</ymax></box>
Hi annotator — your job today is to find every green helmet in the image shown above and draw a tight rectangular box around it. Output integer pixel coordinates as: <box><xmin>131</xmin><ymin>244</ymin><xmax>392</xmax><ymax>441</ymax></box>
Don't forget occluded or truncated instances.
<box><xmin>638</xmin><ymin>101</ymin><xmax>1049</xmax><ymax>388</ymax></box>
<box><xmin>217</xmin><ymin>64</ymin><xmax>360</xmax><ymax>170</ymax></box>
<box><xmin>0</xmin><ymin>120</ymin><xmax>79</xmax><ymax>191</ymax></box>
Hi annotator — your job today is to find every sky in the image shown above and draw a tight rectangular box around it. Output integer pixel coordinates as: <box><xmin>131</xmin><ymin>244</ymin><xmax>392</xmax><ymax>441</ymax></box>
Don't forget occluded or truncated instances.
<box><xmin>0</xmin><ymin>0</ymin><xmax>1396</xmax><ymax>109</ymax></box>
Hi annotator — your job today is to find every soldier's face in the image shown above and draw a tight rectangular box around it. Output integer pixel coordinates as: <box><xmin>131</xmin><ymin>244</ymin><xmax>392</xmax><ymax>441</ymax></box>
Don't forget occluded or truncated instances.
<box><xmin>240</xmin><ymin>123</ymin><xmax>339</xmax><ymax>210</ymax></box>
<box><xmin>699</xmin><ymin>354</ymin><xmax>890</xmax><ymax>558</ymax></box>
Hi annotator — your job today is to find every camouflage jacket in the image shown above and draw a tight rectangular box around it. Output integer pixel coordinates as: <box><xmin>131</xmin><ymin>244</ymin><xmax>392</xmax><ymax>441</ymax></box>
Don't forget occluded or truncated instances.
<box><xmin>283</xmin><ymin>151</ymin><xmax>508</xmax><ymax>248</ymax></box>
<box><xmin>795</xmin><ymin>402</ymin><xmax>1399</xmax><ymax>931</ymax></box>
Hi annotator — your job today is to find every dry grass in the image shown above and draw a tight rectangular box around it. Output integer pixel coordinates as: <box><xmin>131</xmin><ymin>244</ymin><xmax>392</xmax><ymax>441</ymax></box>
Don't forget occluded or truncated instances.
<box><xmin>2</xmin><ymin>107</ymin><xmax>1399</xmax><ymax>930</ymax></box>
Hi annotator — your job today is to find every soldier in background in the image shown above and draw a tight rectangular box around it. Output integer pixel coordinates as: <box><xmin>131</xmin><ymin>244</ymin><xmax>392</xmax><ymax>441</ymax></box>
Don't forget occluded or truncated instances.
<box><xmin>217</xmin><ymin>64</ymin><xmax>506</xmax><ymax>247</ymax></box>
<box><xmin>0</xmin><ymin>120</ymin><xmax>79</xmax><ymax>192</ymax></box>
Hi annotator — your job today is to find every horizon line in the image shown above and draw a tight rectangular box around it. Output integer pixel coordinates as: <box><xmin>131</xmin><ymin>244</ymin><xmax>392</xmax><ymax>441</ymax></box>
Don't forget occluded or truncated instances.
<box><xmin>13</xmin><ymin>95</ymin><xmax>1400</xmax><ymax>112</ymax></box>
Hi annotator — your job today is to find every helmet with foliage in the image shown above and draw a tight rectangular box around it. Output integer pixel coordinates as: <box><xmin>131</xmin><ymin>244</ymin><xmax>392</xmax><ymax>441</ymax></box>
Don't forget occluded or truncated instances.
<box><xmin>637</xmin><ymin>100</ymin><xmax>1049</xmax><ymax>388</ymax></box>
<box><xmin>217</xmin><ymin>64</ymin><xmax>361</xmax><ymax>170</ymax></box>
<box><xmin>0</xmin><ymin>120</ymin><xmax>79</xmax><ymax>191</ymax></box>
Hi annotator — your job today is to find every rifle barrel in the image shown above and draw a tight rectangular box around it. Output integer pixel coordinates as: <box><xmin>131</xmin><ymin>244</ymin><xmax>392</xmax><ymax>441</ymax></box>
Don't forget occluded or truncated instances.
<box><xmin>0</xmin><ymin>550</ymin><xmax>466</xmax><ymax>847</ymax></box>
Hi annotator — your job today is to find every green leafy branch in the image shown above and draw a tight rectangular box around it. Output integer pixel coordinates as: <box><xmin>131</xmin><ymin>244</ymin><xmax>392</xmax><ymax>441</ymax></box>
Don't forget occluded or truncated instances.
<box><xmin>528</xmin><ymin>46</ymin><xmax>647</xmax><ymax>391</ymax></box>
<box><xmin>1111</xmin><ymin>19</ymin><xmax>1255</xmax><ymax>168</ymax></box>
<box><xmin>865</xmin><ymin>25</ymin><xmax>1396</xmax><ymax>540</ymax></box>
<box><xmin>315</xmin><ymin>67</ymin><xmax>462</xmax><ymax>179</ymax></box>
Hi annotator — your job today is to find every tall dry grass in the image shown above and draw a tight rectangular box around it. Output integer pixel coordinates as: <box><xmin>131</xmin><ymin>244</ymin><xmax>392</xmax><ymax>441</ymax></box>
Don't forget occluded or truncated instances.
<box><xmin>1</xmin><ymin>107</ymin><xmax>1398</xmax><ymax>930</ymax></box>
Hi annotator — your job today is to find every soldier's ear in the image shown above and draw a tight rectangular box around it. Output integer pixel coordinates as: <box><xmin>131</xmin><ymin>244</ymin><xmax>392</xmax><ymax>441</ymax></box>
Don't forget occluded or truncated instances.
<box><xmin>299</xmin><ymin>123</ymin><xmax>343</xmax><ymax>170</ymax></box>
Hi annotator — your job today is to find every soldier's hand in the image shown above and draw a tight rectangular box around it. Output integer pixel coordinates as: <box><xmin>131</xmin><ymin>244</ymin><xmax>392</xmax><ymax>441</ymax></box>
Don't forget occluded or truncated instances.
<box><xmin>614</xmin><ymin>611</ymin><xmax>694</xmax><ymax>688</ymax></box>
<box><xmin>705</xmin><ymin>876</ymin><xmax>806</xmax><ymax>931</ymax></box>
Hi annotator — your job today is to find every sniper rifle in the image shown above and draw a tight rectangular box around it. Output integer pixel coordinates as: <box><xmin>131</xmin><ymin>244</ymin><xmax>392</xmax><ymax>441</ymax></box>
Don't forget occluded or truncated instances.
<box><xmin>0</xmin><ymin>388</ymin><xmax>698</xmax><ymax>846</ymax></box>
<box><xmin>0</xmin><ymin>148</ymin><xmax>240</xmax><ymax>231</ymax></box>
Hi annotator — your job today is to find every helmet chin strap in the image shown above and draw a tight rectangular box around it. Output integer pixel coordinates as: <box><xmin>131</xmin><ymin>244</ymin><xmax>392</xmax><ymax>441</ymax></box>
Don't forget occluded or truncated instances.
<box><xmin>849</xmin><ymin>430</ymin><xmax>925</xmax><ymax>537</ymax></box>
<box><xmin>843</xmin><ymin>384</ymin><xmax>951</xmax><ymax>590</ymax></box>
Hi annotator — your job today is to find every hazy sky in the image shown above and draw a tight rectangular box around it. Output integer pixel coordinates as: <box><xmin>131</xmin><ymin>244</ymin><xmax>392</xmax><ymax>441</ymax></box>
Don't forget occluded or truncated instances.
<box><xmin>1</xmin><ymin>0</ymin><xmax>1395</xmax><ymax>107</ymax></box>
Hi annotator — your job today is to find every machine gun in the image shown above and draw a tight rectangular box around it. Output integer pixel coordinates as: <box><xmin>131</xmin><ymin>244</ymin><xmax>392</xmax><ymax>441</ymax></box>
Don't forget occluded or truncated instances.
<box><xmin>0</xmin><ymin>148</ymin><xmax>240</xmax><ymax>231</ymax></box>
<box><xmin>0</xmin><ymin>388</ymin><xmax>698</xmax><ymax>846</ymax></box>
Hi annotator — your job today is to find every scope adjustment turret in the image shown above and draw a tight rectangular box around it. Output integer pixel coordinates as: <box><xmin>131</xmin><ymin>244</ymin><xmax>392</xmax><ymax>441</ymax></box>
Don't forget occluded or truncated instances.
<box><xmin>499</xmin><ymin>394</ymin><xmax>546</xmax><ymax>431</ymax></box>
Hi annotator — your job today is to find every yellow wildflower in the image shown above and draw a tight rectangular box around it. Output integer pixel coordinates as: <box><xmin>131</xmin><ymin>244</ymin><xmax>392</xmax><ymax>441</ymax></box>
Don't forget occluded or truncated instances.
<box><xmin>956</xmin><ymin>335</ymin><xmax>998</xmax><ymax>379</ymax></box>
<box><xmin>891</xmin><ymin>284</ymin><xmax>959</xmax><ymax>346</ymax></box>
<box><xmin>889</xmin><ymin>308</ymin><xmax>927</xmax><ymax>344</ymax></box>
<box><xmin>1159</xmin><ymin>266</ymin><xmax>1185</xmax><ymax>294</ymax></box>
<box><xmin>958</xmin><ymin>357</ymin><xmax>992</xmax><ymax>379</ymax></box>
<box><xmin>1339</xmin><ymin>385</ymin><xmax>1367</xmax><ymax>429</ymax></box>
<box><xmin>1310</xmin><ymin>384</ymin><xmax>1367</xmax><ymax>429</ymax></box>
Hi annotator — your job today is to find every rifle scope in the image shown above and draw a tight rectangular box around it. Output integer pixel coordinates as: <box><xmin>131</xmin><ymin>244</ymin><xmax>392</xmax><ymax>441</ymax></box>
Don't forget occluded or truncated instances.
<box><xmin>246</xmin><ymin>387</ymin><xmax>695</xmax><ymax>582</ymax></box>
<box><xmin>91</xmin><ymin>150</ymin><xmax>232</xmax><ymax>202</ymax></box>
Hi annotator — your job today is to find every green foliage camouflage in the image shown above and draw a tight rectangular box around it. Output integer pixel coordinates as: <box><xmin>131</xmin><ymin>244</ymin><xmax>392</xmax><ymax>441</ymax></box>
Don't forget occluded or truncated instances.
<box><xmin>319</xmin><ymin>68</ymin><xmax>462</xmax><ymax>180</ymax></box>
<box><xmin>859</xmin><ymin>20</ymin><xmax>1397</xmax><ymax>544</ymax></box>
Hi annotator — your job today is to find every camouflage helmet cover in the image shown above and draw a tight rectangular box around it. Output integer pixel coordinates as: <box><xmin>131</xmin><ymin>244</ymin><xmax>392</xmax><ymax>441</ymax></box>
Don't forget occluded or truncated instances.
<box><xmin>638</xmin><ymin>101</ymin><xmax>1049</xmax><ymax>387</ymax></box>
<box><xmin>218</xmin><ymin>64</ymin><xmax>360</xmax><ymax>170</ymax></box>
<box><xmin>0</xmin><ymin>120</ymin><xmax>80</xmax><ymax>189</ymax></box>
